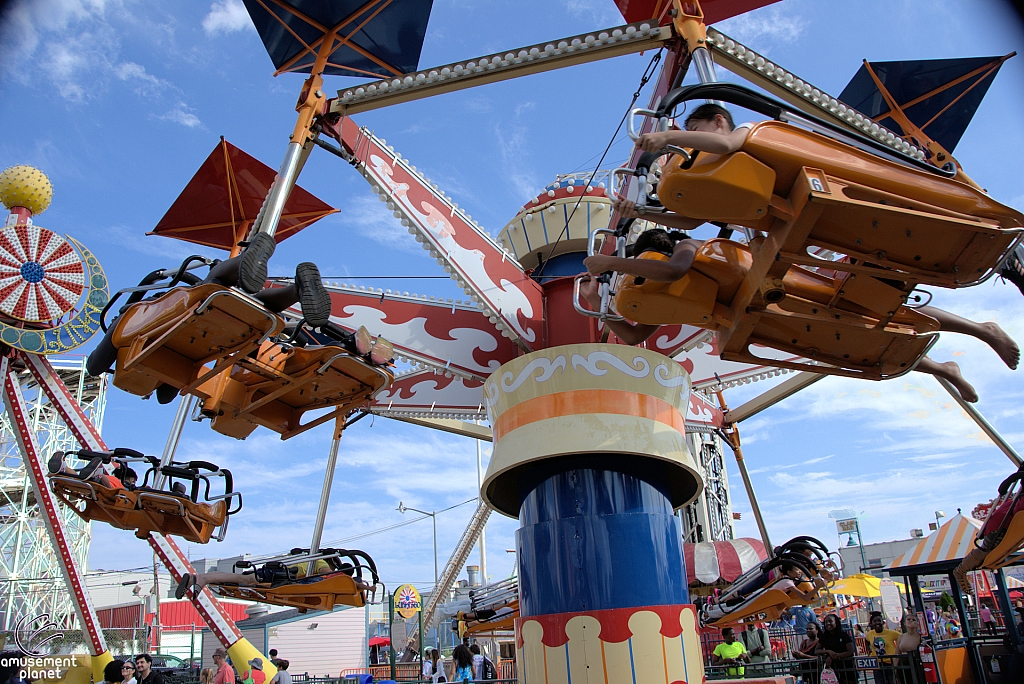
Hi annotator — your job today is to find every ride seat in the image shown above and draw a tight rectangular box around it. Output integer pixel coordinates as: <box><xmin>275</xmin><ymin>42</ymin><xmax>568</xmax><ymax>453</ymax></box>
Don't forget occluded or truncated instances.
<box><xmin>109</xmin><ymin>284</ymin><xmax>285</xmax><ymax>398</ymax></box>
<box><xmin>135</xmin><ymin>490</ymin><xmax>226</xmax><ymax>544</ymax></box>
<box><xmin>210</xmin><ymin>570</ymin><xmax>367</xmax><ymax>611</ymax></box>
<box><xmin>49</xmin><ymin>475</ymin><xmax>144</xmax><ymax>530</ymax></box>
<box><xmin>195</xmin><ymin>340</ymin><xmax>393</xmax><ymax>440</ymax></box>
<box><xmin>616</xmin><ymin>241</ymin><xmax>940</xmax><ymax>378</ymax></box>
<box><xmin>658</xmin><ymin>121</ymin><xmax>1024</xmax><ymax>286</ymax></box>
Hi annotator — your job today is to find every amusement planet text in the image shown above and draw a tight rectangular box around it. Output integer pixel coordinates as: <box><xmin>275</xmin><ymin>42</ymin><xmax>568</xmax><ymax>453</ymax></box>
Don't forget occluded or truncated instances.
<box><xmin>0</xmin><ymin>655</ymin><xmax>79</xmax><ymax>680</ymax></box>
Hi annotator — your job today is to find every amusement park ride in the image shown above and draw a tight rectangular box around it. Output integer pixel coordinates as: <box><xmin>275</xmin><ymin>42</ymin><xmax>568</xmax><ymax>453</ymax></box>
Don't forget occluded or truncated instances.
<box><xmin>4</xmin><ymin>0</ymin><xmax>1024</xmax><ymax>682</ymax></box>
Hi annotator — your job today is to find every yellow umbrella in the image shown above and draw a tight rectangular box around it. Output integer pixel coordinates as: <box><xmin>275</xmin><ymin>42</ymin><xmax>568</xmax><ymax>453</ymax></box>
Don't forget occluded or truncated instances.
<box><xmin>828</xmin><ymin>574</ymin><xmax>905</xmax><ymax>597</ymax></box>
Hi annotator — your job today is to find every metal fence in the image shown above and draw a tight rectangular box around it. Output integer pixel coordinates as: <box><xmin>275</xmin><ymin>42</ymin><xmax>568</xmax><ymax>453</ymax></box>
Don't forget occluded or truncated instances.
<box><xmin>0</xmin><ymin>628</ymin><xmax>148</xmax><ymax>658</ymax></box>
<box><xmin>706</xmin><ymin>654</ymin><xmax>926</xmax><ymax>684</ymax></box>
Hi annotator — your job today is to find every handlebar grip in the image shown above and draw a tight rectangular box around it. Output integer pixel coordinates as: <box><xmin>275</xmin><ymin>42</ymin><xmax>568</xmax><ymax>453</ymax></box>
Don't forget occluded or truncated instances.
<box><xmin>112</xmin><ymin>447</ymin><xmax>145</xmax><ymax>458</ymax></box>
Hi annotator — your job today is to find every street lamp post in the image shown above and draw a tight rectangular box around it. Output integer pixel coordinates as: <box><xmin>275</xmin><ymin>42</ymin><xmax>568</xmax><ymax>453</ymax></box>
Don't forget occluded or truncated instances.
<box><xmin>397</xmin><ymin>502</ymin><xmax>439</xmax><ymax>590</ymax></box>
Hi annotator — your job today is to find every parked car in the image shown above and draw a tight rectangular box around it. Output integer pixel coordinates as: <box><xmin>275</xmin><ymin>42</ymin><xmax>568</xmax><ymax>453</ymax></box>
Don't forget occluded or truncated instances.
<box><xmin>149</xmin><ymin>654</ymin><xmax>200</xmax><ymax>683</ymax></box>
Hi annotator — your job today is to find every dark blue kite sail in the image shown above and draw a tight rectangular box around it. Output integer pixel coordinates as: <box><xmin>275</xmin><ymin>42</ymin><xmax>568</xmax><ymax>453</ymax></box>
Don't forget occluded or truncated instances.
<box><xmin>839</xmin><ymin>54</ymin><xmax>1013</xmax><ymax>152</ymax></box>
<box><xmin>242</xmin><ymin>0</ymin><xmax>435</xmax><ymax>79</ymax></box>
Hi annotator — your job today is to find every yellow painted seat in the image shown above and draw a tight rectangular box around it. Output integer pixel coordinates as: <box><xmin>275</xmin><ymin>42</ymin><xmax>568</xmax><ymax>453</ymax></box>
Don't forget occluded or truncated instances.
<box><xmin>982</xmin><ymin>511</ymin><xmax>1024</xmax><ymax>570</ymax></box>
<box><xmin>658</xmin><ymin>121</ymin><xmax>1024</xmax><ymax>287</ymax></box>
<box><xmin>134</xmin><ymin>491</ymin><xmax>227</xmax><ymax>544</ymax></box>
<box><xmin>461</xmin><ymin>600</ymin><xmax>519</xmax><ymax>636</ymax></box>
<box><xmin>704</xmin><ymin>587</ymin><xmax>810</xmax><ymax>627</ymax></box>
<box><xmin>49</xmin><ymin>475</ymin><xmax>144</xmax><ymax>530</ymax></box>
<box><xmin>194</xmin><ymin>340</ymin><xmax>393</xmax><ymax>440</ymax></box>
<box><xmin>616</xmin><ymin>241</ymin><xmax>939</xmax><ymax>379</ymax></box>
<box><xmin>209</xmin><ymin>569</ymin><xmax>369</xmax><ymax>611</ymax></box>
<box><xmin>109</xmin><ymin>284</ymin><xmax>285</xmax><ymax>398</ymax></box>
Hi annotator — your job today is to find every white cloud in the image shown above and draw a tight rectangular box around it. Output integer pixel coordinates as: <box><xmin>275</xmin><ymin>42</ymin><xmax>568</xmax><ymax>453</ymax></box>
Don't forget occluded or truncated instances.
<box><xmin>114</xmin><ymin>61</ymin><xmax>169</xmax><ymax>97</ymax></box>
<box><xmin>715</xmin><ymin>6</ymin><xmax>807</xmax><ymax>54</ymax></box>
<box><xmin>154</xmin><ymin>102</ymin><xmax>203</xmax><ymax>128</ymax></box>
<box><xmin>202</xmin><ymin>0</ymin><xmax>252</xmax><ymax>35</ymax></box>
<box><xmin>331</xmin><ymin>194</ymin><xmax>421</xmax><ymax>254</ymax></box>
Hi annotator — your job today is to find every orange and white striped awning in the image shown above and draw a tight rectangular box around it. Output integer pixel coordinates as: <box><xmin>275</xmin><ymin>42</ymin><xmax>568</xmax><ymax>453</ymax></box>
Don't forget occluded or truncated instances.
<box><xmin>889</xmin><ymin>514</ymin><xmax>981</xmax><ymax>570</ymax></box>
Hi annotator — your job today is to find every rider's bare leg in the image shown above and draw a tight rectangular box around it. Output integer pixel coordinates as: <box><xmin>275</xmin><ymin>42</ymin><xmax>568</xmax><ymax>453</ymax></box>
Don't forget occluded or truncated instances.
<box><xmin>920</xmin><ymin>306</ymin><xmax>1020</xmax><ymax>369</ymax></box>
<box><xmin>915</xmin><ymin>357</ymin><xmax>978</xmax><ymax>402</ymax></box>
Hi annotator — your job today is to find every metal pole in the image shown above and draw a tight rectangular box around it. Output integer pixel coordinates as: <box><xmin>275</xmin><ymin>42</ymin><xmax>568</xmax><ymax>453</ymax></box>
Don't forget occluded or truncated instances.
<box><xmin>389</xmin><ymin>591</ymin><xmax>396</xmax><ymax>683</ymax></box>
<box><xmin>153</xmin><ymin>394</ymin><xmax>195</xmax><ymax>490</ymax></box>
<box><xmin>309</xmin><ymin>417</ymin><xmax>344</xmax><ymax>575</ymax></box>
<box><xmin>250</xmin><ymin>142</ymin><xmax>304</xmax><ymax>240</ymax></box>
<box><xmin>729</xmin><ymin>437</ymin><xmax>773</xmax><ymax>554</ymax></box>
<box><xmin>476</xmin><ymin>433</ymin><xmax>487</xmax><ymax>584</ymax></box>
<box><xmin>691</xmin><ymin>48</ymin><xmax>718</xmax><ymax>85</ymax></box>
<box><xmin>935</xmin><ymin>377</ymin><xmax>1023</xmax><ymax>466</ymax></box>
<box><xmin>432</xmin><ymin>513</ymin><xmax>439</xmax><ymax>590</ymax></box>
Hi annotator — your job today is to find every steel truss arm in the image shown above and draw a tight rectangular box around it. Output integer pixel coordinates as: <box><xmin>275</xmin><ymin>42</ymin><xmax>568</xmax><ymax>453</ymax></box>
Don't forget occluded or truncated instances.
<box><xmin>329</xmin><ymin>22</ymin><xmax>673</xmax><ymax>115</ymax></box>
<box><xmin>20</xmin><ymin>354</ymin><xmax>256</xmax><ymax>655</ymax></box>
<box><xmin>2</xmin><ymin>356</ymin><xmax>111</xmax><ymax>673</ymax></box>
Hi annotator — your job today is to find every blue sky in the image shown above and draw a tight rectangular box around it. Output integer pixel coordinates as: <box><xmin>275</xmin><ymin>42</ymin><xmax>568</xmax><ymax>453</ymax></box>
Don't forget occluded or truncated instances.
<box><xmin>1</xmin><ymin>0</ymin><xmax>1023</xmax><ymax>591</ymax></box>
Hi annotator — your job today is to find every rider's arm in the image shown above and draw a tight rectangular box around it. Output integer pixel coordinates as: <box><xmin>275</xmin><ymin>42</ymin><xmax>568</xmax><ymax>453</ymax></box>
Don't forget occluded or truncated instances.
<box><xmin>637</xmin><ymin>127</ymin><xmax>749</xmax><ymax>155</ymax></box>
<box><xmin>613</xmin><ymin>199</ymin><xmax>705</xmax><ymax>232</ymax></box>
<box><xmin>578</xmin><ymin>276</ymin><xmax>659</xmax><ymax>345</ymax></box>
<box><xmin>583</xmin><ymin>239</ymin><xmax>701</xmax><ymax>283</ymax></box>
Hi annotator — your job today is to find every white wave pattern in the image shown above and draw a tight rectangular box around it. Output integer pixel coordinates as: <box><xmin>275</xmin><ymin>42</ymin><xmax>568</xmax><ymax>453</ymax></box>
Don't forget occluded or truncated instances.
<box><xmin>655</xmin><ymin>363</ymin><xmax>692</xmax><ymax>403</ymax></box>
<box><xmin>376</xmin><ymin>375</ymin><xmax>483</xmax><ymax>408</ymax></box>
<box><xmin>330</xmin><ymin>305</ymin><xmax>502</xmax><ymax>374</ymax></box>
<box><xmin>500</xmin><ymin>356</ymin><xmax>567</xmax><ymax>393</ymax></box>
<box><xmin>368</xmin><ymin>153</ymin><xmax>537</xmax><ymax>343</ymax></box>
<box><xmin>570</xmin><ymin>351</ymin><xmax>651</xmax><ymax>379</ymax></box>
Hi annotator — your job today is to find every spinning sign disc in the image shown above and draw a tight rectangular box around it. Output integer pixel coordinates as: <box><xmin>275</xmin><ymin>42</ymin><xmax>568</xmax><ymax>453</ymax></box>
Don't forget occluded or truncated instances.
<box><xmin>0</xmin><ymin>224</ymin><xmax>86</xmax><ymax>323</ymax></box>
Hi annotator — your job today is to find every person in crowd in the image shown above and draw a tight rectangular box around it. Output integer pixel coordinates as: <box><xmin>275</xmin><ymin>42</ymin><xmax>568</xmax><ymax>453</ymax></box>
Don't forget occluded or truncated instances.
<box><xmin>816</xmin><ymin>614</ymin><xmax>856</xmax><ymax>684</ymax></box>
<box><xmin>740</xmin><ymin>621</ymin><xmax>773</xmax><ymax>675</ymax></box>
<box><xmin>451</xmin><ymin>644</ymin><xmax>473</xmax><ymax>683</ymax></box>
<box><xmin>199</xmin><ymin>668</ymin><xmax>213</xmax><ymax>684</ymax></box>
<box><xmin>242</xmin><ymin>658</ymin><xmax>265</xmax><ymax>684</ymax></box>
<box><xmin>792</xmin><ymin>605</ymin><xmax>816</xmax><ymax>635</ymax></box>
<box><xmin>711</xmin><ymin>627</ymin><xmax>749</xmax><ymax>677</ymax></box>
<box><xmin>865</xmin><ymin>611</ymin><xmax>901</xmax><ymax>684</ymax></box>
<box><xmin>269</xmin><ymin>661</ymin><xmax>290</xmax><ymax>684</ymax></box>
<box><xmin>429</xmin><ymin>649</ymin><xmax>446</xmax><ymax>683</ymax></box>
<box><xmin>102</xmin><ymin>660</ymin><xmax>125</xmax><ymax>684</ymax></box>
<box><xmin>897</xmin><ymin>612</ymin><xmax>923</xmax><ymax>654</ymax></box>
<box><xmin>135</xmin><ymin>655</ymin><xmax>162</xmax><ymax>684</ymax></box>
<box><xmin>979</xmin><ymin>602</ymin><xmax>996</xmax><ymax>634</ymax></box>
<box><xmin>792</xmin><ymin>622</ymin><xmax>821</xmax><ymax>684</ymax></box>
<box><xmin>212</xmin><ymin>648</ymin><xmax>234</xmax><ymax>684</ymax></box>
<box><xmin>121</xmin><ymin>660</ymin><xmax>137</xmax><ymax>684</ymax></box>
<box><xmin>422</xmin><ymin>651</ymin><xmax>434</xmax><ymax>681</ymax></box>
<box><xmin>469</xmin><ymin>644</ymin><xmax>484</xmax><ymax>681</ymax></box>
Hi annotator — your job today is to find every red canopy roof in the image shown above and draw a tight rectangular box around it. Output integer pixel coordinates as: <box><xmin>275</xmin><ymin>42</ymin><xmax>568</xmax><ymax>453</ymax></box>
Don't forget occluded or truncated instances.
<box><xmin>684</xmin><ymin>538</ymin><xmax>768</xmax><ymax>586</ymax></box>
<box><xmin>149</xmin><ymin>138</ymin><xmax>337</xmax><ymax>253</ymax></box>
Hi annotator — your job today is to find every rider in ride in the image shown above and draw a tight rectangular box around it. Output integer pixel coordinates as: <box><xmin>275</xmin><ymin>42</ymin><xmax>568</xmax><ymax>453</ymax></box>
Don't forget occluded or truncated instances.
<box><xmin>174</xmin><ymin>557</ymin><xmax>369</xmax><ymax>599</ymax></box>
<box><xmin>46</xmin><ymin>451</ymin><xmax>123</xmax><ymax>489</ymax></box>
<box><xmin>580</xmin><ymin>107</ymin><xmax>1020</xmax><ymax>403</ymax></box>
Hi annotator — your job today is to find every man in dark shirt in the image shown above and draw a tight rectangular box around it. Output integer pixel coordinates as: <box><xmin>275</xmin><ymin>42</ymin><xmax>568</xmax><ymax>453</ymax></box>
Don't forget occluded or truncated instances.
<box><xmin>135</xmin><ymin>654</ymin><xmax>164</xmax><ymax>684</ymax></box>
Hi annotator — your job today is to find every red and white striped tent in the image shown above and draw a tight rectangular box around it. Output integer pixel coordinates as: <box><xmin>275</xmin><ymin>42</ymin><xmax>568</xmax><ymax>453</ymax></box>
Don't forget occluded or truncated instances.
<box><xmin>888</xmin><ymin>514</ymin><xmax>981</xmax><ymax>569</ymax></box>
<box><xmin>684</xmin><ymin>538</ymin><xmax>768</xmax><ymax>586</ymax></box>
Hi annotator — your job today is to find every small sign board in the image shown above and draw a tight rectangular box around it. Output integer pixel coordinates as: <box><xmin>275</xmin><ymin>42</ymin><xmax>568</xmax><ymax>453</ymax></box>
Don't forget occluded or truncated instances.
<box><xmin>836</xmin><ymin>518</ymin><xmax>858</xmax><ymax>534</ymax></box>
<box><xmin>856</xmin><ymin>657</ymin><xmax>880</xmax><ymax>670</ymax></box>
<box><xmin>880</xmin><ymin>578</ymin><xmax>903</xmax><ymax>623</ymax></box>
<box><xmin>395</xmin><ymin>584</ymin><xmax>422</xmax><ymax>619</ymax></box>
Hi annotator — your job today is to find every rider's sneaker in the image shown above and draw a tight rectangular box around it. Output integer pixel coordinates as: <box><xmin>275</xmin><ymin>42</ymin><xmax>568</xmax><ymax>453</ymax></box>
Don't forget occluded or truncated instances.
<box><xmin>354</xmin><ymin>326</ymin><xmax>372</xmax><ymax>356</ymax></box>
<box><xmin>47</xmin><ymin>452</ymin><xmax>66</xmax><ymax>475</ymax></box>
<box><xmin>237</xmin><ymin>232</ymin><xmax>276</xmax><ymax>294</ymax></box>
<box><xmin>369</xmin><ymin>337</ymin><xmax>394</xmax><ymax>366</ymax></box>
<box><xmin>156</xmin><ymin>383</ymin><xmax>178</xmax><ymax>405</ymax></box>
<box><xmin>78</xmin><ymin>457</ymin><xmax>103</xmax><ymax>481</ymax></box>
<box><xmin>295</xmin><ymin>262</ymin><xmax>332</xmax><ymax>329</ymax></box>
<box><xmin>999</xmin><ymin>247</ymin><xmax>1024</xmax><ymax>297</ymax></box>
<box><xmin>175</xmin><ymin>573</ymin><xmax>192</xmax><ymax>600</ymax></box>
